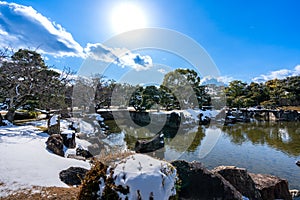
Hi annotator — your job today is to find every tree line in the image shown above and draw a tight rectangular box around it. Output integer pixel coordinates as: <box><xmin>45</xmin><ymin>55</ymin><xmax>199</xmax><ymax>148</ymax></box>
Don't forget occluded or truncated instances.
<box><xmin>1</xmin><ymin>48</ymin><xmax>299</xmax><ymax>122</ymax></box>
<box><xmin>225</xmin><ymin>77</ymin><xmax>300</xmax><ymax>108</ymax></box>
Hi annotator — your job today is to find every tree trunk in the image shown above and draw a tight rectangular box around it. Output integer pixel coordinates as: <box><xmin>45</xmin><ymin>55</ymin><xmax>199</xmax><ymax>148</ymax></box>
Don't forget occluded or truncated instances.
<box><xmin>5</xmin><ymin>109</ymin><xmax>15</xmax><ymax>123</ymax></box>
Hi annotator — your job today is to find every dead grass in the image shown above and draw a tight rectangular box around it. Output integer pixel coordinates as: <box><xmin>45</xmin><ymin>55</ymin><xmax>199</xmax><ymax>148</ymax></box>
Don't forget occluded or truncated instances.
<box><xmin>0</xmin><ymin>186</ymin><xmax>80</xmax><ymax>200</ymax></box>
<box><xmin>278</xmin><ymin>106</ymin><xmax>300</xmax><ymax>112</ymax></box>
<box><xmin>95</xmin><ymin>149</ymin><xmax>134</xmax><ymax>166</ymax></box>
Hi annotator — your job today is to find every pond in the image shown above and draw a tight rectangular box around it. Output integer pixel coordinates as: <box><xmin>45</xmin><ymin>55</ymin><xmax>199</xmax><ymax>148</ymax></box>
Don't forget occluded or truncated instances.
<box><xmin>107</xmin><ymin>120</ymin><xmax>300</xmax><ymax>190</ymax></box>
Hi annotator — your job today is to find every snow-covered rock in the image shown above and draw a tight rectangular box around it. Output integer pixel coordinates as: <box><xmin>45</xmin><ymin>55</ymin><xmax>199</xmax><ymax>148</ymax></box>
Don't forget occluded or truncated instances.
<box><xmin>79</xmin><ymin>154</ymin><xmax>177</xmax><ymax>200</ymax></box>
<box><xmin>47</xmin><ymin>115</ymin><xmax>60</xmax><ymax>135</ymax></box>
<box><xmin>112</xmin><ymin>154</ymin><xmax>177</xmax><ymax>199</ymax></box>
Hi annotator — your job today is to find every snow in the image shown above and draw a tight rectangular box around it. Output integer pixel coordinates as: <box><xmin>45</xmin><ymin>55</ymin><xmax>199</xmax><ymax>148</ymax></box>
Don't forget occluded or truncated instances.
<box><xmin>88</xmin><ymin>113</ymin><xmax>104</xmax><ymax>121</ymax></box>
<box><xmin>0</xmin><ymin>123</ymin><xmax>91</xmax><ymax>197</ymax></box>
<box><xmin>181</xmin><ymin>108</ymin><xmax>215</xmax><ymax>122</ymax></box>
<box><xmin>112</xmin><ymin>154</ymin><xmax>177</xmax><ymax>200</ymax></box>
<box><xmin>61</xmin><ymin>129</ymin><xmax>74</xmax><ymax>139</ymax></box>
<box><xmin>49</xmin><ymin>115</ymin><xmax>59</xmax><ymax>126</ymax></box>
<box><xmin>227</xmin><ymin>115</ymin><xmax>236</xmax><ymax>119</ymax></box>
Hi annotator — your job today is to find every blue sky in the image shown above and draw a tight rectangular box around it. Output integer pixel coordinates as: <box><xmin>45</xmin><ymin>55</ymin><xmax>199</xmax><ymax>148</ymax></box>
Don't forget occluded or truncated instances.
<box><xmin>0</xmin><ymin>0</ymin><xmax>300</xmax><ymax>84</ymax></box>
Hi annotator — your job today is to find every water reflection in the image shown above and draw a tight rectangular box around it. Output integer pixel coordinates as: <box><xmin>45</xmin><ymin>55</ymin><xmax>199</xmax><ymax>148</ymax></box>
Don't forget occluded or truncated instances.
<box><xmin>222</xmin><ymin>122</ymin><xmax>300</xmax><ymax>156</ymax></box>
<box><xmin>112</xmin><ymin>121</ymin><xmax>300</xmax><ymax>190</ymax></box>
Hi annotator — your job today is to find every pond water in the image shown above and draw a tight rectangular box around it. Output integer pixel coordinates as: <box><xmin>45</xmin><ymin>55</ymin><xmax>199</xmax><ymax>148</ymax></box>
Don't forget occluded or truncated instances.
<box><xmin>108</xmin><ymin>120</ymin><xmax>300</xmax><ymax>190</ymax></box>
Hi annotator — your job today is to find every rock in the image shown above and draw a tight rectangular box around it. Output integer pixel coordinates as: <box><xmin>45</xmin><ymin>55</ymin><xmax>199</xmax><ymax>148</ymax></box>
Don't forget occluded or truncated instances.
<box><xmin>61</xmin><ymin>130</ymin><xmax>76</xmax><ymax>148</ymax></box>
<box><xmin>69</xmin><ymin>121</ymin><xmax>80</xmax><ymax>133</ymax></box>
<box><xmin>76</xmin><ymin>132</ymin><xmax>88</xmax><ymax>140</ymax></box>
<box><xmin>213</xmin><ymin>166</ymin><xmax>262</xmax><ymax>200</ymax></box>
<box><xmin>67</xmin><ymin>154</ymin><xmax>86</xmax><ymax>161</ymax></box>
<box><xmin>76</xmin><ymin>147</ymin><xmax>93</xmax><ymax>159</ymax></box>
<box><xmin>296</xmin><ymin>160</ymin><xmax>300</xmax><ymax>167</ymax></box>
<box><xmin>171</xmin><ymin>160</ymin><xmax>242</xmax><ymax>200</ymax></box>
<box><xmin>47</xmin><ymin>115</ymin><xmax>60</xmax><ymax>135</ymax></box>
<box><xmin>88</xmin><ymin>143</ymin><xmax>104</xmax><ymax>156</ymax></box>
<box><xmin>290</xmin><ymin>189</ymin><xmax>300</xmax><ymax>198</ymax></box>
<box><xmin>134</xmin><ymin>133</ymin><xmax>164</xmax><ymax>153</ymax></box>
<box><xmin>0</xmin><ymin>114</ymin><xmax>5</xmax><ymax>126</ymax></box>
<box><xmin>46</xmin><ymin>134</ymin><xmax>64</xmax><ymax>157</ymax></box>
<box><xmin>59</xmin><ymin>167</ymin><xmax>88</xmax><ymax>186</ymax></box>
<box><xmin>249</xmin><ymin>173</ymin><xmax>292</xmax><ymax>200</ymax></box>
<box><xmin>79</xmin><ymin>154</ymin><xmax>177</xmax><ymax>199</ymax></box>
<box><xmin>168</xmin><ymin>112</ymin><xmax>181</xmax><ymax>128</ymax></box>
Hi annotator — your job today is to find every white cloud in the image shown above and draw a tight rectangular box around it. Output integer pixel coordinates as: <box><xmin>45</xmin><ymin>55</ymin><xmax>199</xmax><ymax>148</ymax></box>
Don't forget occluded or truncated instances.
<box><xmin>292</xmin><ymin>65</ymin><xmax>300</xmax><ymax>76</ymax></box>
<box><xmin>0</xmin><ymin>1</ymin><xmax>83</xmax><ymax>57</ymax></box>
<box><xmin>158</xmin><ymin>68</ymin><xmax>167</xmax><ymax>74</ymax></box>
<box><xmin>0</xmin><ymin>1</ymin><xmax>154</xmax><ymax>71</ymax></box>
<box><xmin>84</xmin><ymin>43</ymin><xmax>126</xmax><ymax>63</ymax></box>
<box><xmin>200</xmin><ymin>75</ymin><xmax>233</xmax><ymax>86</ymax></box>
<box><xmin>118</xmin><ymin>53</ymin><xmax>152</xmax><ymax>71</ymax></box>
<box><xmin>84</xmin><ymin>43</ymin><xmax>153</xmax><ymax>71</ymax></box>
<box><xmin>252</xmin><ymin>65</ymin><xmax>300</xmax><ymax>82</ymax></box>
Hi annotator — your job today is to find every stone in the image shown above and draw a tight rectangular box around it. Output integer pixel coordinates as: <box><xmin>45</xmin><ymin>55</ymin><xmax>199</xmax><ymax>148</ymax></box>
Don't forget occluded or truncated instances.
<box><xmin>88</xmin><ymin>143</ymin><xmax>104</xmax><ymax>156</ymax></box>
<box><xmin>68</xmin><ymin>121</ymin><xmax>80</xmax><ymax>133</ymax></box>
<box><xmin>296</xmin><ymin>160</ymin><xmax>300</xmax><ymax>167</ymax></box>
<box><xmin>76</xmin><ymin>147</ymin><xmax>93</xmax><ymax>159</ymax></box>
<box><xmin>46</xmin><ymin>134</ymin><xmax>64</xmax><ymax>157</ymax></box>
<box><xmin>249</xmin><ymin>173</ymin><xmax>292</xmax><ymax>200</ymax></box>
<box><xmin>168</xmin><ymin>112</ymin><xmax>181</xmax><ymax>128</ymax></box>
<box><xmin>47</xmin><ymin>115</ymin><xmax>60</xmax><ymax>135</ymax></box>
<box><xmin>79</xmin><ymin>154</ymin><xmax>177</xmax><ymax>200</ymax></box>
<box><xmin>171</xmin><ymin>160</ymin><xmax>242</xmax><ymax>200</ymax></box>
<box><xmin>0</xmin><ymin>114</ymin><xmax>5</xmax><ymax>126</ymax></box>
<box><xmin>61</xmin><ymin>130</ymin><xmax>76</xmax><ymax>148</ymax></box>
<box><xmin>213</xmin><ymin>166</ymin><xmax>262</xmax><ymax>200</ymax></box>
<box><xmin>134</xmin><ymin>133</ymin><xmax>164</xmax><ymax>153</ymax></box>
<box><xmin>67</xmin><ymin>154</ymin><xmax>86</xmax><ymax>161</ymax></box>
<box><xmin>290</xmin><ymin>189</ymin><xmax>300</xmax><ymax>198</ymax></box>
<box><xmin>59</xmin><ymin>166</ymin><xmax>88</xmax><ymax>186</ymax></box>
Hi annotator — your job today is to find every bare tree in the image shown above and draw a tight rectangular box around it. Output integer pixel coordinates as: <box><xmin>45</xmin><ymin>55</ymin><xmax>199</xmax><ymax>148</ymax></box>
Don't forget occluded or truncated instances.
<box><xmin>0</xmin><ymin>49</ymin><xmax>70</xmax><ymax>122</ymax></box>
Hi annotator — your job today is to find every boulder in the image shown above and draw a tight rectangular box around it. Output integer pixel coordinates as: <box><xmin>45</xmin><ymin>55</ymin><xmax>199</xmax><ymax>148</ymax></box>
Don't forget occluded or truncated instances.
<box><xmin>76</xmin><ymin>147</ymin><xmax>93</xmax><ymax>159</ymax></box>
<box><xmin>47</xmin><ymin>115</ymin><xmax>60</xmax><ymax>135</ymax></box>
<box><xmin>46</xmin><ymin>134</ymin><xmax>64</xmax><ymax>157</ymax></box>
<box><xmin>59</xmin><ymin>166</ymin><xmax>88</xmax><ymax>186</ymax></box>
<box><xmin>167</xmin><ymin>112</ymin><xmax>181</xmax><ymax>128</ymax></box>
<box><xmin>79</xmin><ymin>154</ymin><xmax>177</xmax><ymax>200</ymax></box>
<box><xmin>68</xmin><ymin>121</ymin><xmax>80</xmax><ymax>133</ymax></box>
<box><xmin>88</xmin><ymin>143</ymin><xmax>104</xmax><ymax>156</ymax></box>
<box><xmin>171</xmin><ymin>160</ymin><xmax>242</xmax><ymax>200</ymax></box>
<box><xmin>61</xmin><ymin>130</ymin><xmax>76</xmax><ymax>148</ymax></box>
<box><xmin>290</xmin><ymin>189</ymin><xmax>300</xmax><ymax>198</ymax></box>
<box><xmin>213</xmin><ymin>166</ymin><xmax>262</xmax><ymax>200</ymax></box>
<box><xmin>134</xmin><ymin>133</ymin><xmax>164</xmax><ymax>153</ymax></box>
<box><xmin>67</xmin><ymin>154</ymin><xmax>86</xmax><ymax>161</ymax></box>
<box><xmin>249</xmin><ymin>173</ymin><xmax>292</xmax><ymax>200</ymax></box>
<box><xmin>0</xmin><ymin>114</ymin><xmax>5</xmax><ymax>126</ymax></box>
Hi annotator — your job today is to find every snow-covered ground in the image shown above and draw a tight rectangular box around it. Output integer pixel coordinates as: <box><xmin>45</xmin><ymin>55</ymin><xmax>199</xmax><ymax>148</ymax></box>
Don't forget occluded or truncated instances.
<box><xmin>0</xmin><ymin>121</ymin><xmax>91</xmax><ymax>197</ymax></box>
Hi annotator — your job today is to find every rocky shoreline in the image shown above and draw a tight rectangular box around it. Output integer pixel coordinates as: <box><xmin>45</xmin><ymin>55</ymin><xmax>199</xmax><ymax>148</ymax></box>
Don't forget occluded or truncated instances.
<box><xmin>1</xmin><ymin>111</ymin><xmax>299</xmax><ymax>199</ymax></box>
<box><xmin>42</xmin><ymin>113</ymin><xmax>299</xmax><ymax>199</ymax></box>
<box><xmin>72</xmin><ymin>154</ymin><xmax>294</xmax><ymax>200</ymax></box>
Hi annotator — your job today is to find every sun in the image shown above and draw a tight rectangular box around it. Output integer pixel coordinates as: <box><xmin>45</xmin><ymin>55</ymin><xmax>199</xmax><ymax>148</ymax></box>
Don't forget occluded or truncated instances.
<box><xmin>110</xmin><ymin>2</ymin><xmax>147</xmax><ymax>34</ymax></box>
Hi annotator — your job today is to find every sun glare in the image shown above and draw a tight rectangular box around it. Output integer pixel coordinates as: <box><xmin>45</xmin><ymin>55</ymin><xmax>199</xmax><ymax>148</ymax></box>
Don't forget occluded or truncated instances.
<box><xmin>110</xmin><ymin>2</ymin><xmax>147</xmax><ymax>34</ymax></box>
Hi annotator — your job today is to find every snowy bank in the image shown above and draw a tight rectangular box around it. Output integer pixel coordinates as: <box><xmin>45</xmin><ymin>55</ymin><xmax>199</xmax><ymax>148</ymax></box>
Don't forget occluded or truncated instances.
<box><xmin>0</xmin><ymin>124</ymin><xmax>91</xmax><ymax>197</ymax></box>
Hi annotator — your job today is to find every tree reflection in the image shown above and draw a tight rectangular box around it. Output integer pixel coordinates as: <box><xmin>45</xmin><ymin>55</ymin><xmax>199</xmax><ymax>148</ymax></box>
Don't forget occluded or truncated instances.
<box><xmin>222</xmin><ymin>122</ymin><xmax>300</xmax><ymax>156</ymax></box>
